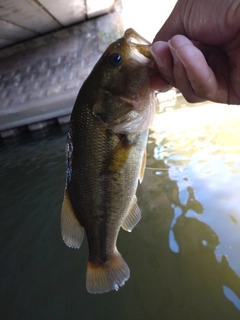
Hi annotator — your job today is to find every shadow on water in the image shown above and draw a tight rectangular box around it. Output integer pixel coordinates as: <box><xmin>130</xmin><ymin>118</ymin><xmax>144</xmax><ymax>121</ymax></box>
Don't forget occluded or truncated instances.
<box><xmin>1</xmin><ymin>96</ymin><xmax>240</xmax><ymax>319</ymax></box>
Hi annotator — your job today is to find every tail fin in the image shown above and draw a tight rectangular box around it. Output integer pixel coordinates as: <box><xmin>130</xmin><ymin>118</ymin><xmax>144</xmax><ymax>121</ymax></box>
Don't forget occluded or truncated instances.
<box><xmin>86</xmin><ymin>250</ymin><xmax>130</xmax><ymax>294</ymax></box>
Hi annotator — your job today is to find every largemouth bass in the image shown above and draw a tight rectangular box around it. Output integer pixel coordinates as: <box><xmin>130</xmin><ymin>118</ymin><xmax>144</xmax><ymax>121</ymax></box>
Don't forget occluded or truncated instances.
<box><xmin>61</xmin><ymin>29</ymin><xmax>156</xmax><ymax>294</ymax></box>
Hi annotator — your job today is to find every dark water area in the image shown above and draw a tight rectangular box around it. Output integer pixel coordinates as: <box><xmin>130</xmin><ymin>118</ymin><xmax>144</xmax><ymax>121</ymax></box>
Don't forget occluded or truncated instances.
<box><xmin>1</xmin><ymin>98</ymin><xmax>240</xmax><ymax>320</ymax></box>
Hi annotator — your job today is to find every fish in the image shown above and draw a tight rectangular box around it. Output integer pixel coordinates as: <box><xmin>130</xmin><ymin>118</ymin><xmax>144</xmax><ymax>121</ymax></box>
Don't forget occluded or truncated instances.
<box><xmin>61</xmin><ymin>28</ymin><xmax>157</xmax><ymax>294</ymax></box>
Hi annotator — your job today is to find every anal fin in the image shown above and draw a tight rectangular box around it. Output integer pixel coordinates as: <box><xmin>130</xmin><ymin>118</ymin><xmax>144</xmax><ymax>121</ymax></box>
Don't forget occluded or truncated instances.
<box><xmin>61</xmin><ymin>189</ymin><xmax>84</xmax><ymax>249</ymax></box>
<box><xmin>121</xmin><ymin>196</ymin><xmax>141</xmax><ymax>232</ymax></box>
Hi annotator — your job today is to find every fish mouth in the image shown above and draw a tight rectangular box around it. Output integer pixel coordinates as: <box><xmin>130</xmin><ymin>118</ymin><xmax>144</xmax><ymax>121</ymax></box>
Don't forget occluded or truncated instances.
<box><xmin>124</xmin><ymin>28</ymin><xmax>152</xmax><ymax>60</ymax></box>
<box><xmin>123</xmin><ymin>28</ymin><xmax>158</xmax><ymax>76</ymax></box>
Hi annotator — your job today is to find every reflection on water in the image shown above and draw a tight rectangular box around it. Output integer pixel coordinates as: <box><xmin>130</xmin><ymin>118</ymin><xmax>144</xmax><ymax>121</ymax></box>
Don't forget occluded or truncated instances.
<box><xmin>1</xmin><ymin>96</ymin><xmax>240</xmax><ymax>319</ymax></box>
<box><xmin>149</xmin><ymin>96</ymin><xmax>240</xmax><ymax>311</ymax></box>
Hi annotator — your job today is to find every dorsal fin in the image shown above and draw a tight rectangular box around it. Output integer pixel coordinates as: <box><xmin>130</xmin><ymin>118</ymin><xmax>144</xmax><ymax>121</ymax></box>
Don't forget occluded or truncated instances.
<box><xmin>121</xmin><ymin>196</ymin><xmax>141</xmax><ymax>232</ymax></box>
<box><xmin>61</xmin><ymin>189</ymin><xmax>84</xmax><ymax>249</ymax></box>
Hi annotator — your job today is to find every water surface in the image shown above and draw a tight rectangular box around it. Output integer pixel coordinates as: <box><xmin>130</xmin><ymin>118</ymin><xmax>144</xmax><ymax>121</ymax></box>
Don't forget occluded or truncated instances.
<box><xmin>1</xmin><ymin>96</ymin><xmax>240</xmax><ymax>319</ymax></box>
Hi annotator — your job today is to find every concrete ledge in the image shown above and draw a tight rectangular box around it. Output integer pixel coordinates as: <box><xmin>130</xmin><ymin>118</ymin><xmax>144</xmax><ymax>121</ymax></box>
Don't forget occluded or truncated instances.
<box><xmin>0</xmin><ymin>9</ymin><xmax>123</xmax><ymax>138</ymax></box>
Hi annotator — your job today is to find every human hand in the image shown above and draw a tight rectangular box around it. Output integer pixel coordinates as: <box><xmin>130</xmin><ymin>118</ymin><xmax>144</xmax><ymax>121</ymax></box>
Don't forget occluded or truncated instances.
<box><xmin>151</xmin><ymin>0</ymin><xmax>240</xmax><ymax>105</ymax></box>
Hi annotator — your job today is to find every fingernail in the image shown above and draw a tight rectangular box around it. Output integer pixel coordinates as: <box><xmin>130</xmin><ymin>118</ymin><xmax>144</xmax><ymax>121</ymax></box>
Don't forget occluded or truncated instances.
<box><xmin>150</xmin><ymin>42</ymin><xmax>164</xmax><ymax>68</ymax></box>
<box><xmin>168</xmin><ymin>40</ymin><xmax>178</xmax><ymax>63</ymax></box>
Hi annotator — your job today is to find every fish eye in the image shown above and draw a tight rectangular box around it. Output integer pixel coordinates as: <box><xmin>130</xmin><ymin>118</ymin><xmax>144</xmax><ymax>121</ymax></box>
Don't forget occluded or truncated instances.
<box><xmin>109</xmin><ymin>53</ymin><xmax>122</xmax><ymax>67</ymax></box>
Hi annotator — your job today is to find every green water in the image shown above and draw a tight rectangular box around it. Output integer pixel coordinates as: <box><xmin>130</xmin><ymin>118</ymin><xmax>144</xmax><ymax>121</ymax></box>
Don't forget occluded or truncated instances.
<box><xmin>1</xmin><ymin>96</ymin><xmax>240</xmax><ymax>319</ymax></box>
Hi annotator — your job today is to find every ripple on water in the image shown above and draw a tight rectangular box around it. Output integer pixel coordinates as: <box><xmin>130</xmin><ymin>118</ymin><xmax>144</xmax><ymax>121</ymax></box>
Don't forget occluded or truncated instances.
<box><xmin>149</xmin><ymin>103</ymin><xmax>240</xmax><ymax>309</ymax></box>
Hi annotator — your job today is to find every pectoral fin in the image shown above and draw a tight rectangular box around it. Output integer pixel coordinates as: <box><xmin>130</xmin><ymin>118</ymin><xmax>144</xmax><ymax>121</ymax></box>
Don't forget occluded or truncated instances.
<box><xmin>122</xmin><ymin>196</ymin><xmax>141</xmax><ymax>232</ymax></box>
<box><xmin>139</xmin><ymin>149</ymin><xmax>147</xmax><ymax>183</ymax></box>
<box><xmin>61</xmin><ymin>189</ymin><xmax>84</xmax><ymax>249</ymax></box>
<box><xmin>106</xmin><ymin>135</ymin><xmax>133</xmax><ymax>172</ymax></box>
